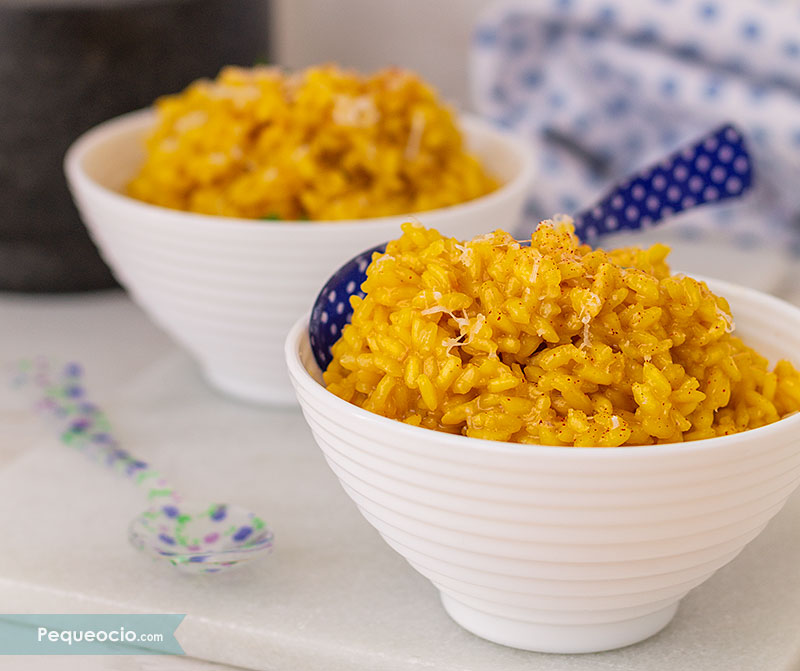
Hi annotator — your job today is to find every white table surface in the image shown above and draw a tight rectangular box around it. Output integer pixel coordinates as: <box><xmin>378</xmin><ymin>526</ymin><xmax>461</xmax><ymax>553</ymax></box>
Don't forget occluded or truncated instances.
<box><xmin>2</xmin><ymin>235</ymin><xmax>800</xmax><ymax>671</ymax></box>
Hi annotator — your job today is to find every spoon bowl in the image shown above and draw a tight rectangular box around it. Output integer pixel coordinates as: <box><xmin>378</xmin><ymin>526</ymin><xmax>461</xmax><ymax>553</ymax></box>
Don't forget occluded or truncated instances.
<box><xmin>129</xmin><ymin>501</ymin><xmax>274</xmax><ymax>574</ymax></box>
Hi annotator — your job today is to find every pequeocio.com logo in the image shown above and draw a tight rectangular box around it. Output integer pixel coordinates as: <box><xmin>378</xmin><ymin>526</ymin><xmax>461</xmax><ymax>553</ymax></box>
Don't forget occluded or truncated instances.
<box><xmin>0</xmin><ymin>614</ymin><xmax>185</xmax><ymax>655</ymax></box>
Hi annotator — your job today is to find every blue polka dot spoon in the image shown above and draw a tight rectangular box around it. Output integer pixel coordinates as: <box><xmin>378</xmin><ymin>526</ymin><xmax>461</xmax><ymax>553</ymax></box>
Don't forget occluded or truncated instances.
<box><xmin>309</xmin><ymin>122</ymin><xmax>753</xmax><ymax>370</ymax></box>
<box><xmin>570</xmin><ymin>123</ymin><xmax>753</xmax><ymax>243</ymax></box>
<box><xmin>10</xmin><ymin>358</ymin><xmax>274</xmax><ymax>574</ymax></box>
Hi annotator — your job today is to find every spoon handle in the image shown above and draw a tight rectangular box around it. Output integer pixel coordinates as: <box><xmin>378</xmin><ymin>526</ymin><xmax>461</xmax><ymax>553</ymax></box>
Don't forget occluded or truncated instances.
<box><xmin>572</xmin><ymin>123</ymin><xmax>754</xmax><ymax>242</ymax></box>
<box><xmin>10</xmin><ymin>358</ymin><xmax>178</xmax><ymax>503</ymax></box>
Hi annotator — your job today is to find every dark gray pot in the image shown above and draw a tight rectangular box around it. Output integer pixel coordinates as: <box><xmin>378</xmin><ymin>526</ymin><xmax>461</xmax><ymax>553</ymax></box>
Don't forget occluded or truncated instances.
<box><xmin>0</xmin><ymin>0</ymin><xmax>270</xmax><ymax>291</ymax></box>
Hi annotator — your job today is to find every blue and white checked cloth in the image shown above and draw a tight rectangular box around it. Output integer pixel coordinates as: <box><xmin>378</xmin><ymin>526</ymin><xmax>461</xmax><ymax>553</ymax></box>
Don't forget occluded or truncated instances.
<box><xmin>470</xmin><ymin>0</ymin><xmax>800</xmax><ymax>252</ymax></box>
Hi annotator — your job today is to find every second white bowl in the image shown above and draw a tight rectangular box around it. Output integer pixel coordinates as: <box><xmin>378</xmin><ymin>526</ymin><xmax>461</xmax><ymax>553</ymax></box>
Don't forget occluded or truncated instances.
<box><xmin>64</xmin><ymin>109</ymin><xmax>534</xmax><ymax>404</ymax></box>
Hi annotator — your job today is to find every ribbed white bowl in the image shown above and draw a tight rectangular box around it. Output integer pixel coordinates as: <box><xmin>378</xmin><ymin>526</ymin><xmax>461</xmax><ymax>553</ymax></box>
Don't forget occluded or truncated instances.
<box><xmin>285</xmin><ymin>278</ymin><xmax>800</xmax><ymax>653</ymax></box>
<box><xmin>64</xmin><ymin>109</ymin><xmax>534</xmax><ymax>404</ymax></box>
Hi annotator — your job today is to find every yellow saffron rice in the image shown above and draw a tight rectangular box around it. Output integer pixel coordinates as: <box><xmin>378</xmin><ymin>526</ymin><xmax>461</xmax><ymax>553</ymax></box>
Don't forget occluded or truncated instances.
<box><xmin>323</xmin><ymin>218</ymin><xmax>800</xmax><ymax>446</ymax></box>
<box><xmin>127</xmin><ymin>65</ymin><xmax>497</xmax><ymax>220</ymax></box>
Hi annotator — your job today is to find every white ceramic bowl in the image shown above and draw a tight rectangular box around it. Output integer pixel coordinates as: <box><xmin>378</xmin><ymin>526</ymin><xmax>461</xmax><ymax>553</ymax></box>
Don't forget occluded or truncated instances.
<box><xmin>64</xmin><ymin>109</ymin><xmax>534</xmax><ymax>404</ymax></box>
<box><xmin>285</xmin><ymin>277</ymin><xmax>800</xmax><ymax>653</ymax></box>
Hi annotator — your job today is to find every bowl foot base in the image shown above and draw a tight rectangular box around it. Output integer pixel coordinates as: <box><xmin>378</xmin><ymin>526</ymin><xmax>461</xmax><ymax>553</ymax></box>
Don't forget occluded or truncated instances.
<box><xmin>440</xmin><ymin>594</ymin><xmax>679</xmax><ymax>654</ymax></box>
<box><xmin>204</xmin><ymin>367</ymin><xmax>297</xmax><ymax>406</ymax></box>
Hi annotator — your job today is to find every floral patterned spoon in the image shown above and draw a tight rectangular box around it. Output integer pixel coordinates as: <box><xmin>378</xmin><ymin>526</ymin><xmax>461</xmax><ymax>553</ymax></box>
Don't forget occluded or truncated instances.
<box><xmin>11</xmin><ymin>358</ymin><xmax>274</xmax><ymax>574</ymax></box>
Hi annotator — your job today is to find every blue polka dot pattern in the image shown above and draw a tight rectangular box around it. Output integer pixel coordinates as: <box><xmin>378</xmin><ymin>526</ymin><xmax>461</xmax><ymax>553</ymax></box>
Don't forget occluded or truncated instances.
<box><xmin>309</xmin><ymin>245</ymin><xmax>383</xmax><ymax>370</ymax></box>
<box><xmin>490</xmin><ymin>83</ymin><xmax>507</xmax><ymax>104</ymax></box>
<box><xmin>474</xmin><ymin>27</ymin><xmax>498</xmax><ymax>47</ymax></box>
<box><xmin>521</xmin><ymin>69</ymin><xmax>544</xmax><ymax>88</ymax></box>
<box><xmin>471</xmin><ymin>0</ymin><xmax>800</xmax><ymax>255</ymax></box>
<box><xmin>548</xmin><ymin>91</ymin><xmax>566</xmax><ymax>108</ymax></box>
<box><xmin>631</xmin><ymin>25</ymin><xmax>659</xmax><ymax>45</ymax></box>
<box><xmin>698</xmin><ymin>3</ymin><xmax>718</xmax><ymax>21</ymax></box>
<box><xmin>784</xmin><ymin>41</ymin><xmax>800</xmax><ymax>58</ymax></box>
<box><xmin>741</xmin><ymin>20</ymin><xmax>761</xmax><ymax>41</ymax></box>
<box><xmin>507</xmin><ymin>33</ymin><xmax>529</xmax><ymax>54</ymax></box>
<box><xmin>673</xmin><ymin>42</ymin><xmax>701</xmax><ymax>61</ymax></box>
<box><xmin>571</xmin><ymin>124</ymin><xmax>753</xmax><ymax>242</ymax></box>
<box><xmin>660</xmin><ymin>77</ymin><xmax>678</xmax><ymax>97</ymax></box>
<box><xmin>605</xmin><ymin>95</ymin><xmax>631</xmax><ymax>117</ymax></box>
<box><xmin>598</xmin><ymin>6</ymin><xmax>617</xmax><ymax>25</ymax></box>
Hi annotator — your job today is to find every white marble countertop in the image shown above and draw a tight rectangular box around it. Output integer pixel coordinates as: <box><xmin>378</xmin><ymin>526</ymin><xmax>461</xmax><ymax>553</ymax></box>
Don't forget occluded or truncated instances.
<box><xmin>1</xmin><ymin>235</ymin><xmax>800</xmax><ymax>671</ymax></box>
